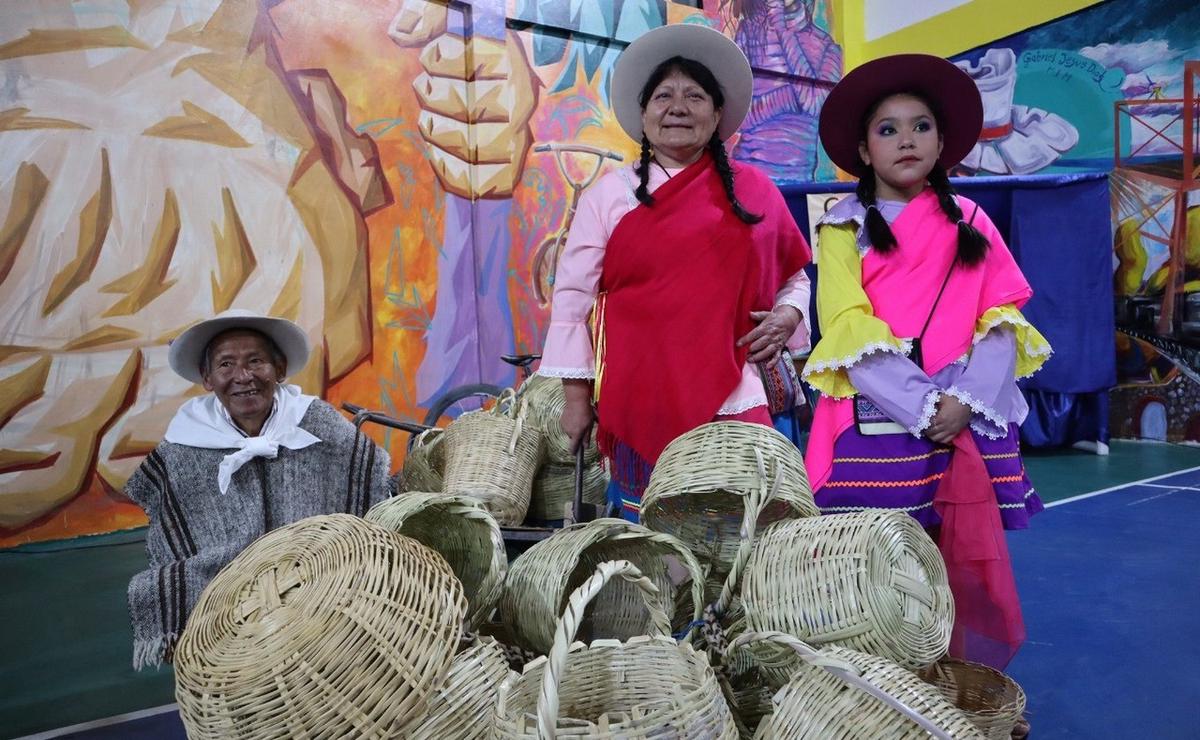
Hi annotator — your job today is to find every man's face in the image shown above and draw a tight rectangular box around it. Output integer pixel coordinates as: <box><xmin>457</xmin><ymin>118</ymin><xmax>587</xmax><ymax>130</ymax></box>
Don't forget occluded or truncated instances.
<box><xmin>201</xmin><ymin>330</ymin><xmax>286</xmax><ymax>433</ymax></box>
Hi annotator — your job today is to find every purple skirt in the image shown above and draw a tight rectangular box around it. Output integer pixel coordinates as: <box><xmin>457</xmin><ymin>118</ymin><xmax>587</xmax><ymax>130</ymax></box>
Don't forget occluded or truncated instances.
<box><xmin>814</xmin><ymin>423</ymin><xmax>1042</xmax><ymax>530</ymax></box>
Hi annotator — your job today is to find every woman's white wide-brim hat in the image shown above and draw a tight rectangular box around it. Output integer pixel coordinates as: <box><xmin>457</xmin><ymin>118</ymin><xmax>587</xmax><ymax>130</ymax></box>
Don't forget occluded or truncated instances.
<box><xmin>168</xmin><ymin>309</ymin><xmax>310</xmax><ymax>384</ymax></box>
<box><xmin>612</xmin><ymin>23</ymin><xmax>753</xmax><ymax>143</ymax></box>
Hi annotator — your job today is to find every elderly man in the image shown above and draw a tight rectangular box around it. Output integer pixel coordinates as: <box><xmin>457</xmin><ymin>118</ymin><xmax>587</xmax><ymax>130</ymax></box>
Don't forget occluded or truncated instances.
<box><xmin>126</xmin><ymin>310</ymin><xmax>390</xmax><ymax>669</ymax></box>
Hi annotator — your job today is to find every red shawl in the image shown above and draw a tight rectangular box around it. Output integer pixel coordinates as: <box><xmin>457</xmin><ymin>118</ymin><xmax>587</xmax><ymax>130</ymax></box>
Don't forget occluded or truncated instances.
<box><xmin>595</xmin><ymin>154</ymin><xmax>810</xmax><ymax>464</ymax></box>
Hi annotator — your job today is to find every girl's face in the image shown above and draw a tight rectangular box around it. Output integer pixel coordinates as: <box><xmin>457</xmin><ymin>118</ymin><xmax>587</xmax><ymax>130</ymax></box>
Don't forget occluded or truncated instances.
<box><xmin>858</xmin><ymin>93</ymin><xmax>943</xmax><ymax>202</ymax></box>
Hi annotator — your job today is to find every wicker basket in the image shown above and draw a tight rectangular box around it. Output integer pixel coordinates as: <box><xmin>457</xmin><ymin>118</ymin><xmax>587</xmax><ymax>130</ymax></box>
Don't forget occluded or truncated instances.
<box><xmin>442</xmin><ymin>390</ymin><xmax>542</xmax><ymax>526</ymax></box>
<box><xmin>402</xmin><ymin>428</ymin><xmax>444</xmax><ymax>492</ymax></box>
<box><xmin>641</xmin><ymin>421</ymin><xmax>818</xmax><ymax>574</ymax></box>
<box><xmin>741</xmin><ymin>509</ymin><xmax>953</xmax><ymax>675</ymax></box>
<box><xmin>365</xmin><ymin>492</ymin><xmax>506</xmax><ymax>629</ymax></box>
<box><xmin>501</xmin><ymin>518</ymin><xmax>705</xmax><ymax>654</ymax></box>
<box><xmin>494</xmin><ymin>560</ymin><xmax>739</xmax><ymax>739</ymax></box>
<box><xmin>729</xmin><ymin>632</ymin><xmax>982</xmax><ymax>739</ymax></box>
<box><xmin>408</xmin><ymin>636</ymin><xmax>511</xmax><ymax>740</ymax></box>
<box><xmin>918</xmin><ymin>658</ymin><xmax>1026</xmax><ymax>739</ymax></box>
<box><xmin>528</xmin><ymin>459</ymin><xmax>609</xmax><ymax>522</ymax></box>
<box><xmin>174</xmin><ymin>514</ymin><xmax>466</xmax><ymax>739</ymax></box>
<box><xmin>517</xmin><ymin>373</ymin><xmax>600</xmax><ymax>466</ymax></box>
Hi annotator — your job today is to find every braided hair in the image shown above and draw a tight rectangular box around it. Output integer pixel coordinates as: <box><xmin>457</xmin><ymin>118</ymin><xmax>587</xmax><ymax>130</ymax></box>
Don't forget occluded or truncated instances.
<box><xmin>856</xmin><ymin>91</ymin><xmax>989</xmax><ymax>266</ymax></box>
<box><xmin>633</xmin><ymin>56</ymin><xmax>762</xmax><ymax>225</ymax></box>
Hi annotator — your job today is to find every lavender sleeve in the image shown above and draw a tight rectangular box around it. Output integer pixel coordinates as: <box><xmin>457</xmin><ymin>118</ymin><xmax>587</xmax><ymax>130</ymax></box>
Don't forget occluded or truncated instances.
<box><xmin>942</xmin><ymin>327</ymin><xmax>1028</xmax><ymax>438</ymax></box>
<box><xmin>847</xmin><ymin>352</ymin><xmax>942</xmax><ymax>436</ymax></box>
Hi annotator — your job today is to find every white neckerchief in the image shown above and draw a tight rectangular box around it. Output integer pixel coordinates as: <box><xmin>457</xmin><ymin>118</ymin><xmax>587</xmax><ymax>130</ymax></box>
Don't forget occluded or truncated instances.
<box><xmin>164</xmin><ymin>384</ymin><xmax>321</xmax><ymax>494</ymax></box>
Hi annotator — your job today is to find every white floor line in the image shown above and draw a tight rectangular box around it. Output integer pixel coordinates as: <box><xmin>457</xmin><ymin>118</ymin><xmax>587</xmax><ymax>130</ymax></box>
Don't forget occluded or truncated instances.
<box><xmin>1045</xmin><ymin>463</ymin><xmax>1200</xmax><ymax>508</ymax></box>
<box><xmin>14</xmin><ymin>703</ymin><xmax>178</xmax><ymax>740</ymax></box>
<box><xmin>1139</xmin><ymin>483</ymin><xmax>1200</xmax><ymax>492</ymax></box>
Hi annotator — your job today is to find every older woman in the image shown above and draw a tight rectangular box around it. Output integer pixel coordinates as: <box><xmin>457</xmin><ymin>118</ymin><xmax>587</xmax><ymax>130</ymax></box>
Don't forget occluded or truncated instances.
<box><xmin>125</xmin><ymin>309</ymin><xmax>390</xmax><ymax>669</ymax></box>
<box><xmin>538</xmin><ymin>24</ymin><xmax>813</xmax><ymax>521</ymax></box>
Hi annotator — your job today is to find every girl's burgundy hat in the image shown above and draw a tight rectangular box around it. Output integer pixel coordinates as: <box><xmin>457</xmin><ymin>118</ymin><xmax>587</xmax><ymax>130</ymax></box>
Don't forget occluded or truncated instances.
<box><xmin>819</xmin><ymin>53</ymin><xmax>983</xmax><ymax>176</ymax></box>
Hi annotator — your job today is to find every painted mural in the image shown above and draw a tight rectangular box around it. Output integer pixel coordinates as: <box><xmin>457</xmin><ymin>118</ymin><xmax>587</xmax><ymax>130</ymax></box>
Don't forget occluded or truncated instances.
<box><xmin>0</xmin><ymin>0</ymin><xmax>842</xmax><ymax>545</ymax></box>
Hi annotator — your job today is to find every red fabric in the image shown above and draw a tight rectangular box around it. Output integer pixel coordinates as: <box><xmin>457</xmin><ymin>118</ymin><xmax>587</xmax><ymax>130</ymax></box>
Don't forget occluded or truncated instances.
<box><xmin>596</xmin><ymin>154</ymin><xmax>809</xmax><ymax>463</ymax></box>
<box><xmin>933</xmin><ymin>429</ymin><xmax>1025</xmax><ymax>669</ymax></box>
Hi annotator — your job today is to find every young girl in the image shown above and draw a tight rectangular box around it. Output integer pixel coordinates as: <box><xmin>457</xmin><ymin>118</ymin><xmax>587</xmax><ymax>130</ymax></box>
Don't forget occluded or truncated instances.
<box><xmin>803</xmin><ymin>54</ymin><xmax>1052</xmax><ymax>672</ymax></box>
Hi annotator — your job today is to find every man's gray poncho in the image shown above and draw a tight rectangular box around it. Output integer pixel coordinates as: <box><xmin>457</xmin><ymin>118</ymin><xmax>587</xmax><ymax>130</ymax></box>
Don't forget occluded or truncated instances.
<box><xmin>125</xmin><ymin>399</ymin><xmax>390</xmax><ymax>669</ymax></box>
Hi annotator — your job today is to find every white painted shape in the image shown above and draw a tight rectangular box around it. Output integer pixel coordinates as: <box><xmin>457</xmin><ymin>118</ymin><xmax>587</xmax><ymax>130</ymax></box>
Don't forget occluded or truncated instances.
<box><xmin>864</xmin><ymin>0</ymin><xmax>973</xmax><ymax>41</ymax></box>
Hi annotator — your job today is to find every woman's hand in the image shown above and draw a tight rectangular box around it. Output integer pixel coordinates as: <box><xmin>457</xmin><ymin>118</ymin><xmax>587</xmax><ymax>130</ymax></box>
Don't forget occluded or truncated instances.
<box><xmin>926</xmin><ymin>394</ymin><xmax>971</xmax><ymax>445</ymax></box>
<box><xmin>737</xmin><ymin>305</ymin><xmax>802</xmax><ymax>364</ymax></box>
<box><xmin>559</xmin><ymin>379</ymin><xmax>595</xmax><ymax>452</ymax></box>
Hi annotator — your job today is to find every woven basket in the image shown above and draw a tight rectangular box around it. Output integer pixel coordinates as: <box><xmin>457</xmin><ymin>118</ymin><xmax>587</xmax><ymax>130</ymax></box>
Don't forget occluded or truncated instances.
<box><xmin>365</xmin><ymin>492</ymin><xmax>506</xmax><ymax>629</ymax></box>
<box><xmin>741</xmin><ymin>509</ymin><xmax>953</xmax><ymax>674</ymax></box>
<box><xmin>174</xmin><ymin>514</ymin><xmax>466</xmax><ymax>739</ymax></box>
<box><xmin>641</xmin><ymin>421</ymin><xmax>818</xmax><ymax>574</ymax></box>
<box><xmin>918</xmin><ymin>658</ymin><xmax>1026</xmax><ymax>739</ymax></box>
<box><xmin>729</xmin><ymin>632</ymin><xmax>982</xmax><ymax>739</ymax></box>
<box><xmin>402</xmin><ymin>428</ymin><xmax>444</xmax><ymax>492</ymax></box>
<box><xmin>408</xmin><ymin>636</ymin><xmax>511</xmax><ymax>740</ymax></box>
<box><xmin>442</xmin><ymin>389</ymin><xmax>542</xmax><ymax>526</ymax></box>
<box><xmin>528</xmin><ymin>460</ymin><xmax>609</xmax><ymax>522</ymax></box>
<box><xmin>517</xmin><ymin>373</ymin><xmax>600</xmax><ymax>466</ymax></box>
<box><xmin>501</xmin><ymin>518</ymin><xmax>705</xmax><ymax>654</ymax></box>
<box><xmin>494</xmin><ymin>560</ymin><xmax>739</xmax><ymax>739</ymax></box>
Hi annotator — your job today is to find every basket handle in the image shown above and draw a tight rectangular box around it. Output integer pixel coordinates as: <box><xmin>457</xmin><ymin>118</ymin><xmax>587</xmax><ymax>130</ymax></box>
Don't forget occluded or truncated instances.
<box><xmin>713</xmin><ymin>447</ymin><xmax>782</xmax><ymax>617</ymax></box>
<box><xmin>726</xmin><ymin>631</ymin><xmax>955</xmax><ymax>740</ymax></box>
<box><xmin>536</xmin><ymin>560</ymin><xmax>672</xmax><ymax>739</ymax></box>
<box><xmin>607</xmin><ymin>529</ymin><xmax>707</xmax><ymax>644</ymax></box>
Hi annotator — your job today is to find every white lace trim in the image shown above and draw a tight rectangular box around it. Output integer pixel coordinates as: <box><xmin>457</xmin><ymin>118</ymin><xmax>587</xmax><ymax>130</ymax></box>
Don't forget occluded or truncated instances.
<box><xmin>943</xmin><ymin>385</ymin><xmax>1009</xmax><ymax>438</ymax></box>
<box><xmin>801</xmin><ymin>339</ymin><xmax>913</xmax><ymax>378</ymax></box>
<box><xmin>717</xmin><ymin>397</ymin><xmax>769</xmax><ymax>415</ymax></box>
<box><xmin>973</xmin><ymin>313</ymin><xmax>1054</xmax><ymax>378</ymax></box>
<box><xmin>908</xmin><ymin>389</ymin><xmax>942</xmax><ymax>438</ymax></box>
<box><xmin>535</xmin><ymin>366</ymin><xmax>595</xmax><ymax>380</ymax></box>
<box><xmin>970</xmin><ymin>420</ymin><xmax>1008</xmax><ymax>440</ymax></box>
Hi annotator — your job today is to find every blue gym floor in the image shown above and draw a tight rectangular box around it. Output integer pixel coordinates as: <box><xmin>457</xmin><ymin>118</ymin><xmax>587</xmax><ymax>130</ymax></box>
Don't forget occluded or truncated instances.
<box><xmin>10</xmin><ymin>464</ymin><xmax>1200</xmax><ymax>739</ymax></box>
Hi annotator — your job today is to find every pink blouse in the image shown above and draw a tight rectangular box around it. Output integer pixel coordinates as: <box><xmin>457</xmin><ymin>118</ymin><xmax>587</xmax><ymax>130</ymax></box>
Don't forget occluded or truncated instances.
<box><xmin>539</xmin><ymin>163</ymin><xmax>811</xmax><ymax>414</ymax></box>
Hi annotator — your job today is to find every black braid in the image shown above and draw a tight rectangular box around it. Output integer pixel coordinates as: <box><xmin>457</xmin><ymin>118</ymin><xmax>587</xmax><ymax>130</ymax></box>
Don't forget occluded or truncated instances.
<box><xmin>927</xmin><ymin>163</ymin><xmax>989</xmax><ymax>266</ymax></box>
<box><xmin>708</xmin><ymin>135</ymin><xmax>763</xmax><ymax>225</ymax></box>
<box><xmin>635</xmin><ymin>135</ymin><xmax>654</xmax><ymax>207</ymax></box>
<box><xmin>855</xmin><ymin>168</ymin><xmax>898</xmax><ymax>254</ymax></box>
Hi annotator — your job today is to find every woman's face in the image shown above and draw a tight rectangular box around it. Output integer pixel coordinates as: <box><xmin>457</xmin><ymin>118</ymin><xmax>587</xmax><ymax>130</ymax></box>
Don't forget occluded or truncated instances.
<box><xmin>858</xmin><ymin>93</ymin><xmax>944</xmax><ymax>201</ymax></box>
<box><xmin>641</xmin><ymin>69</ymin><xmax>722</xmax><ymax>166</ymax></box>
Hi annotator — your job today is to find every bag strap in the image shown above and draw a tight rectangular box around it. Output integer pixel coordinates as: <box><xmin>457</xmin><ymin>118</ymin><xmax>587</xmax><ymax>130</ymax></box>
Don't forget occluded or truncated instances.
<box><xmin>916</xmin><ymin>201</ymin><xmax>979</xmax><ymax>343</ymax></box>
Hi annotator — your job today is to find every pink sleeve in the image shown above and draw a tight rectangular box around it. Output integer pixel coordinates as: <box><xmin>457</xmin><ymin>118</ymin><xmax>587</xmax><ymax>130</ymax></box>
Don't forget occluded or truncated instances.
<box><xmin>775</xmin><ymin>268</ymin><xmax>811</xmax><ymax>352</ymax></box>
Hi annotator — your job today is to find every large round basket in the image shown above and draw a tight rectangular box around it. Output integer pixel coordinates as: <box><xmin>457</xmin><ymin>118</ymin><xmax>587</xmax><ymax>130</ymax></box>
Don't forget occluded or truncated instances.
<box><xmin>741</xmin><ymin>509</ymin><xmax>953</xmax><ymax>674</ymax></box>
<box><xmin>441</xmin><ymin>391</ymin><xmax>542</xmax><ymax>526</ymax></box>
<box><xmin>401</xmin><ymin>428</ymin><xmax>444</xmax><ymax>492</ymax></box>
<box><xmin>517</xmin><ymin>373</ymin><xmax>600</xmax><ymax>465</ymax></box>
<box><xmin>173</xmin><ymin>514</ymin><xmax>466</xmax><ymax>739</ymax></box>
<box><xmin>918</xmin><ymin>657</ymin><xmax>1026</xmax><ymax>739</ymax></box>
<box><xmin>501</xmin><ymin>518</ymin><xmax>704</xmax><ymax>654</ymax></box>
<box><xmin>494</xmin><ymin>560</ymin><xmax>739</xmax><ymax>739</ymax></box>
<box><xmin>730</xmin><ymin>632</ymin><xmax>982</xmax><ymax>739</ymax></box>
<box><xmin>365</xmin><ymin>492</ymin><xmax>506</xmax><ymax>629</ymax></box>
<box><xmin>408</xmin><ymin>636</ymin><xmax>511</xmax><ymax>740</ymax></box>
<box><xmin>641</xmin><ymin>421</ymin><xmax>818</xmax><ymax>573</ymax></box>
<box><xmin>528</xmin><ymin>460</ymin><xmax>609</xmax><ymax>523</ymax></box>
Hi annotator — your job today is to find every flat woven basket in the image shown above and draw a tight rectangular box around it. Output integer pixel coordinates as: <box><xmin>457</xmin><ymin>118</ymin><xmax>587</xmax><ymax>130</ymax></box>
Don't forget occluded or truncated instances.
<box><xmin>640</xmin><ymin>421</ymin><xmax>818</xmax><ymax>573</ymax></box>
<box><xmin>365</xmin><ymin>492</ymin><xmax>506</xmax><ymax>629</ymax></box>
<box><xmin>528</xmin><ymin>460</ymin><xmax>609</xmax><ymax>522</ymax></box>
<box><xmin>501</xmin><ymin>518</ymin><xmax>705</xmax><ymax>655</ymax></box>
<box><xmin>730</xmin><ymin>632</ymin><xmax>982</xmax><ymax>739</ymax></box>
<box><xmin>442</xmin><ymin>389</ymin><xmax>542</xmax><ymax>526</ymax></box>
<box><xmin>918</xmin><ymin>657</ymin><xmax>1026</xmax><ymax>739</ymax></box>
<box><xmin>174</xmin><ymin>514</ymin><xmax>466</xmax><ymax>739</ymax></box>
<box><xmin>408</xmin><ymin>636</ymin><xmax>511</xmax><ymax>740</ymax></box>
<box><xmin>494</xmin><ymin>560</ymin><xmax>739</xmax><ymax>739</ymax></box>
<box><xmin>517</xmin><ymin>373</ymin><xmax>601</xmax><ymax>466</ymax></box>
<box><xmin>401</xmin><ymin>428</ymin><xmax>444</xmax><ymax>492</ymax></box>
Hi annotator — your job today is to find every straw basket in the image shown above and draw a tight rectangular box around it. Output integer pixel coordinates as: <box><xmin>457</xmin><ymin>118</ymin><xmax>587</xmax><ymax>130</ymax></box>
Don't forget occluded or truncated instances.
<box><xmin>741</xmin><ymin>509</ymin><xmax>953</xmax><ymax>674</ymax></box>
<box><xmin>408</xmin><ymin>636</ymin><xmax>511</xmax><ymax>740</ymax></box>
<box><xmin>442</xmin><ymin>390</ymin><xmax>542</xmax><ymax>525</ymax></box>
<box><xmin>728</xmin><ymin>632</ymin><xmax>982</xmax><ymax>739</ymax></box>
<box><xmin>918</xmin><ymin>658</ymin><xmax>1026</xmax><ymax>739</ymax></box>
<box><xmin>641</xmin><ymin>422</ymin><xmax>817</xmax><ymax>573</ymax></box>
<box><xmin>528</xmin><ymin>460</ymin><xmax>609</xmax><ymax>522</ymax></box>
<box><xmin>401</xmin><ymin>428</ymin><xmax>444</xmax><ymax>492</ymax></box>
<box><xmin>494</xmin><ymin>560</ymin><xmax>739</xmax><ymax>739</ymax></box>
<box><xmin>501</xmin><ymin>518</ymin><xmax>705</xmax><ymax>654</ymax></box>
<box><xmin>517</xmin><ymin>373</ymin><xmax>601</xmax><ymax>466</ymax></box>
<box><xmin>174</xmin><ymin>514</ymin><xmax>466</xmax><ymax>739</ymax></box>
<box><xmin>365</xmin><ymin>492</ymin><xmax>506</xmax><ymax>629</ymax></box>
